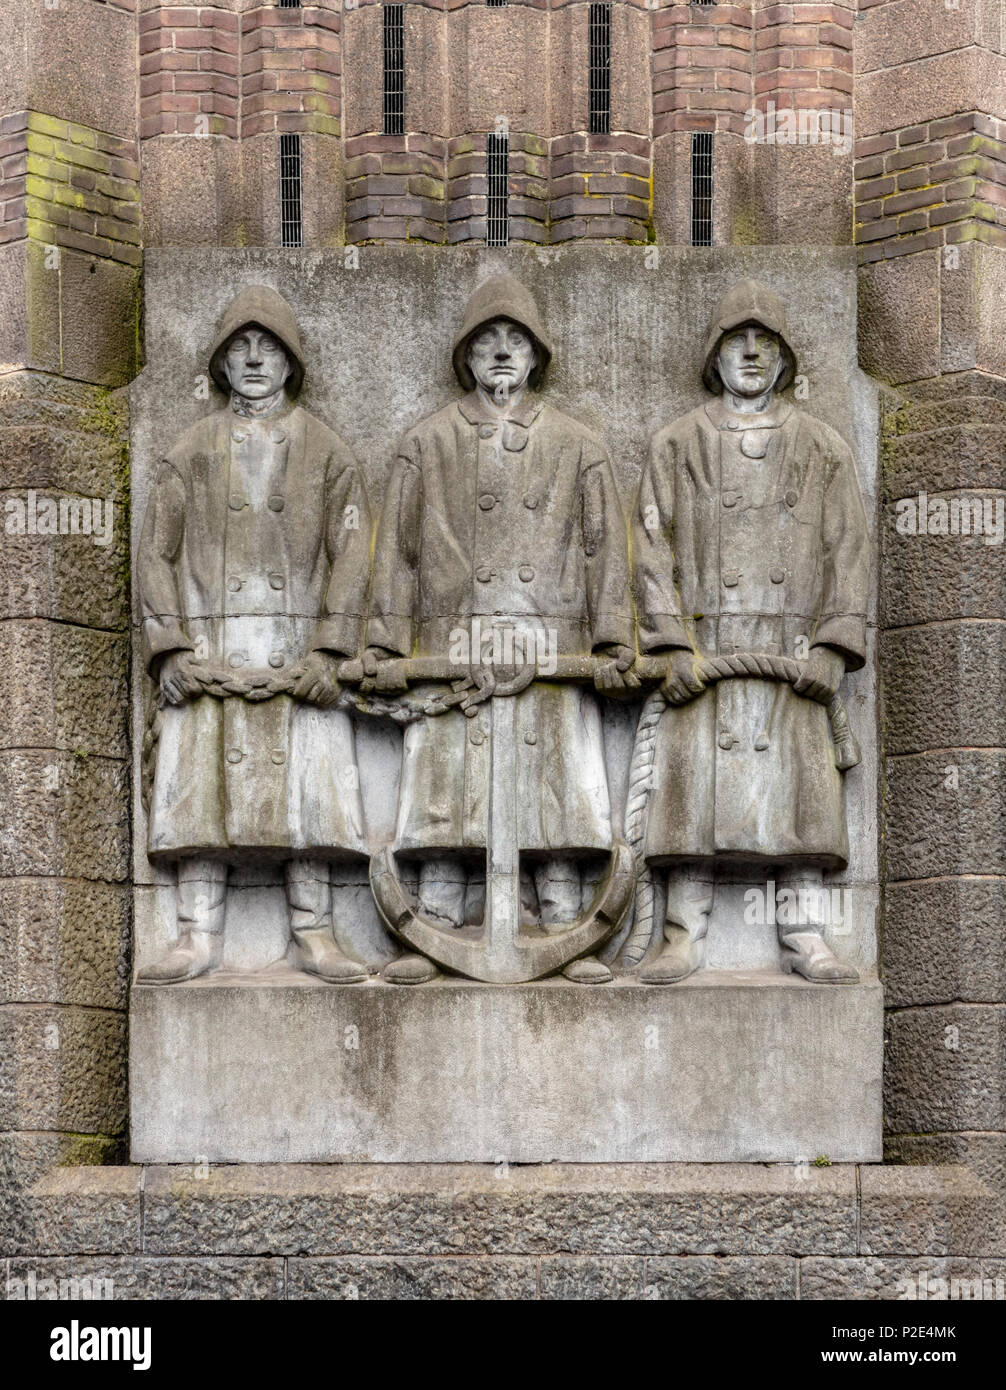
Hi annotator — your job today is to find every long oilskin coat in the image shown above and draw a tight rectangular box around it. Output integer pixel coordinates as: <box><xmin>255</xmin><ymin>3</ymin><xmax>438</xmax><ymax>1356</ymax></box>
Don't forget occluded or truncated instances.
<box><xmin>367</xmin><ymin>388</ymin><xmax>633</xmax><ymax>855</ymax></box>
<box><xmin>632</xmin><ymin>398</ymin><xmax>869</xmax><ymax>871</ymax></box>
<box><xmin>139</xmin><ymin>402</ymin><xmax>371</xmax><ymax>862</ymax></box>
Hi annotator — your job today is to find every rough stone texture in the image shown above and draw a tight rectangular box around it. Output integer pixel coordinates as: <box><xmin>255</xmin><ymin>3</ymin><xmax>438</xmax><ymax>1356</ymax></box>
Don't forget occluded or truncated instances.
<box><xmin>131</xmin><ymin>976</ymin><xmax>883</xmax><ymax>1164</ymax></box>
<box><xmin>884</xmin><ymin>1004</ymin><xmax>1006</xmax><ymax>1137</ymax></box>
<box><xmin>138</xmin><ymin>1162</ymin><xmax>860</xmax><ymax>1257</ymax></box>
<box><xmin>643</xmin><ymin>1255</ymin><xmax>798</xmax><ymax>1301</ymax></box>
<box><xmin>859</xmin><ymin>1165</ymin><xmax>1000</xmax><ymax>1257</ymax></box>
<box><xmin>0</xmin><ymin>879</ymin><xmax>130</xmax><ymax>1011</ymax></box>
<box><xmin>801</xmin><ymin>1256</ymin><xmax>1006</xmax><ymax>1300</ymax></box>
<box><xmin>884</xmin><ymin>879</ymin><xmax>1006</xmax><ymax>1010</ymax></box>
<box><xmin>2</xmin><ymin>1256</ymin><xmax>285</xmax><ymax>1301</ymax></box>
<box><xmin>287</xmin><ymin>1257</ymin><xmax>537</xmax><ymax>1301</ymax></box>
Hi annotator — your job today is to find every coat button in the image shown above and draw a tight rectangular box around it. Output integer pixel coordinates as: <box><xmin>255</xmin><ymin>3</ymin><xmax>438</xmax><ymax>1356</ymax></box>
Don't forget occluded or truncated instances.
<box><xmin>231</xmin><ymin>428</ymin><xmax>247</xmax><ymax>443</ymax></box>
<box><xmin>478</xmin><ymin>424</ymin><xmax>496</xmax><ymax>439</ymax></box>
<box><xmin>270</xmin><ymin>749</ymin><xmax>286</xmax><ymax>765</ymax></box>
<box><xmin>227</xmin><ymin>576</ymin><xmax>242</xmax><ymax>592</ymax></box>
<box><xmin>524</xmin><ymin>730</ymin><xmax>538</xmax><ymax>745</ymax></box>
<box><xmin>268</xmin><ymin>573</ymin><xmax>285</xmax><ymax>590</ymax></box>
<box><xmin>518</xmin><ymin>565</ymin><xmax>534</xmax><ymax>582</ymax></box>
<box><xmin>469</xmin><ymin>728</ymin><xmax>486</xmax><ymax>745</ymax></box>
<box><xmin>478</xmin><ymin>493</ymin><xmax>496</xmax><ymax>511</ymax></box>
<box><xmin>226</xmin><ymin>748</ymin><xmax>243</xmax><ymax>764</ymax></box>
<box><xmin>770</xmin><ymin>567</ymin><xmax>785</xmax><ymax>584</ymax></box>
<box><xmin>503</xmin><ymin>422</ymin><xmax>528</xmax><ymax>452</ymax></box>
<box><xmin>741</xmin><ymin>431</ymin><xmax>768</xmax><ymax>459</ymax></box>
<box><xmin>523</xmin><ymin>494</ymin><xmax>538</xmax><ymax>509</ymax></box>
<box><xmin>228</xmin><ymin>652</ymin><xmax>245</xmax><ymax>668</ymax></box>
<box><xmin>722</xmin><ymin>491</ymin><xmax>739</xmax><ymax>508</ymax></box>
<box><xmin>475</xmin><ymin>565</ymin><xmax>492</xmax><ymax>583</ymax></box>
<box><xmin>722</xmin><ymin>570</ymin><xmax>740</xmax><ymax>588</ymax></box>
<box><xmin>268</xmin><ymin>651</ymin><xmax>285</xmax><ymax>669</ymax></box>
<box><xmin>726</xmin><ymin>419</ymin><xmax>741</xmax><ymax>431</ymax></box>
<box><xmin>754</xmin><ymin>733</ymin><xmax>770</xmax><ymax>751</ymax></box>
<box><xmin>268</xmin><ymin>494</ymin><xmax>285</xmax><ymax>512</ymax></box>
<box><xmin>718</xmin><ymin>732</ymin><xmax>735</xmax><ymax>750</ymax></box>
<box><xmin>785</xmin><ymin>489</ymin><xmax>798</xmax><ymax>508</ymax></box>
<box><xmin>229</xmin><ymin>494</ymin><xmax>248</xmax><ymax>510</ymax></box>
<box><xmin>269</xmin><ymin>427</ymin><xmax>286</xmax><ymax>444</ymax></box>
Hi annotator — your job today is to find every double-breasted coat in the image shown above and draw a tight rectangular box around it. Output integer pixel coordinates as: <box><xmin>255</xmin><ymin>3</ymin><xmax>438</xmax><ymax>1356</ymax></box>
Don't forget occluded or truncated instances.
<box><xmin>632</xmin><ymin>396</ymin><xmax>869</xmax><ymax>870</ymax></box>
<box><xmin>366</xmin><ymin>388</ymin><xmax>634</xmax><ymax>856</ymax></box>
<box><xmin>140</xmin><ymin>401</ymin><xmax>371</xmax><ymax>862</ymax></box>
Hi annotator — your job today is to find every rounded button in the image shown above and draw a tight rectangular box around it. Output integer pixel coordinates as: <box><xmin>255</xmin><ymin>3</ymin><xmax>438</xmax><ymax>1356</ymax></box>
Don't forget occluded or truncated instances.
<box><xmin>229</xmin><ymin>494</ymin><xmax>248</xmax><ymax>510</ymax></box>
<box><xmin>785</xmin><ymin>489</ymin><xmax>799</xmax><ymax>508</ymax></box>
<box><xmin>475</xmin><ymin>565</ymin><xmax>492</xmax><ymax>583</ymax></box>
<box><xmin>228</xmin><ymin>652</ymin><xmax>245</xmax><ymax>668</ymax></box>
<box><xmin>718</xmin><ymin>732</ymin><xmax>734</xmax><ymax>750</ymax></box>
<box><xmin>227</xmin><ymin>576</ymin><xmax>242</xmax><ymax>593</ymax></box>
<box><xmin>478</xmin><ymin>493</ymin><xmax>496</xmax><ymax>511</ymax></box>
<box><xmin>722</xmin><ymin>570</ymin><xmax>740</xmax><ymax>588</ymax></box>
<box><xmin>523</xmin><ymin>494</ymin><xmax>538</xmax><ymax>510</ymax></box>
<box><xmin>518</xmin><ymin>565</ymin><xmax>534</xmax><ymax>583</ymax></box>
<box><xmin>231</xmin><ymin>428</ymin><xmax>247</xmax><ymax>443</ymax></box>
<box><xmin>268</xmin><ymin>651</ymin><xmax>285</xmax><ymax>669</ymax></box>
<box><xmin>726</xmin><ymin>420</ymin><xmax>741</xmax><ymax>431</ymax></box>
<box><xmin>754</xmin><ymin>733</ymin><xmax>770</xmax><ymax>751</ymax></box>
<box><xmin>226</xmin><ymin>747</ymin><xmax>243</xmax><ymax>764</ymax></box>
<box><xmin>523</xmin><ymin>730</ymin><xmax>538</xmax><ymax>746</ymax></box>
<box><xmin>268</xmin><ymin>573</ymin><xmax>285</xmax><ymax>590</ymax></box>
<box><xmin>503</xmin><ymin>423</ymin><xmax>528</xmax><ymax>452</ymax></box>
<box><xmin>770</xmin><ymin>567</ymin><xmax>785</xmax><ymax>584</ymax></box>
<box><xmin>268</xmin><ymin>494</ymin><xmax>285</xmax><ymax>512</ymax></box>
<box><xmin>722</xmin><ymin>491</ymin><xmax>738</xmax><ymax>509</ymax></box>
<box><xmin>741</xmin><ymin>431</ymin><xmax>768</xmax><ymax>459</ymax></box>
<box><xmin>469</xmin><ymin>729</ymin><xmax>486</xmax><ymax>746</ymax></box>
<box><xmin>269</xmin><ymin>427</ymin><xmax>286</xmax><ymax>444</ymax></box>
<box><xmin>270</xmin><ymin>749</ymin><xmax>286</xmax><ymax>765</ymax></box>
<box><xmin>478</xmin><ymin>424</ymin><xmax>496</xmax><ymax>439</ymax></box>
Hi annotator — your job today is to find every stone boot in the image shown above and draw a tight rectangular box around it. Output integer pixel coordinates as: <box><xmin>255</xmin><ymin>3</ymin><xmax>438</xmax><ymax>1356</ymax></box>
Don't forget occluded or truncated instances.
<box><xmin>640</xmin><ymin>869</ymin><xmax>713</xmax><ymax>985</ymax></box>
<box><xmin>417</xmin><ymin>855</ymin><xmax>467</xmax><ymax>928</ymax></box>
<box><xmin>562</xmin><ymin>955</ymin><xmax>612</xmax><ymax>984</ymax></box>
<box><xmin>137</xmin><ymin>928</ymin><xmax>222</xmax><ymax>984</ymax></box>
<box><xmin>293</xmin><ymin>924</ymin><xmax>368</xmax><ymax>983</ymax></box>
<box><xmin>780</xmin><ymin>931</ymin><xmax>858</xmax><ymax>983</ymax></box>
<box><xmin>383</xmin><ymin>951</ymin><xmax>439</xmax><ymax>984</ymax></box>
<box><xmin>287</xmin><ymin>858</ymin><xmax>367</xmax><ymax>982</ymax></box>
<box><xmin>137</xmin><ymin>858</ymin><xmax>227</xmax><ymax>984</ymax></box>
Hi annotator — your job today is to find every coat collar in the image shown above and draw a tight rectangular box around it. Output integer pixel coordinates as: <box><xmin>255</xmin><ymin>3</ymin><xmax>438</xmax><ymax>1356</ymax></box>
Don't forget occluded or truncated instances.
<box><xmin>704</xmin><ymin>397</ymin><xmax>793</xmax><ymax>432</ymax></box>
<box><xmin>457</xmin><ymin>388</ymin><xmax>543</xmax><ymax>429</ymax></box>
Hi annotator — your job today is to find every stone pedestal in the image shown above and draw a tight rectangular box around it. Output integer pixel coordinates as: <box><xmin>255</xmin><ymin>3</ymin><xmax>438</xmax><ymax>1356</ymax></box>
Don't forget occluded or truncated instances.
<box><xmin>130</xmin><ymin>972</ymin><xmax>883</xmax><ymax>1164</ymax></box>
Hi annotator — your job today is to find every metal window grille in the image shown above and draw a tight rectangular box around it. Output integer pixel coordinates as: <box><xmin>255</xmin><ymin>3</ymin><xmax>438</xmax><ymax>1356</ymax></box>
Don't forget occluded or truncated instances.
<box><xmin>486</xmin><ymin>132</ymin><xmax>510</xmax><ymax>247</ymax></box>
<box><xmin>690</xmin><ymin>131</ymin><xmax>713</xmax><ymax>246</ymax></box>
<box><xmin>383</xmin><ymin>4</ymin><xmax>405</xmax><ymax>136</ymax></box>
<box><xmin>589</xmin><ymin>4</ymin><xmax>611</xmax><ymax>136</ymax></box>
<box><xmin>487</xmin><ymin>1</ymin><xmax>508</xmax><ymax>7</ymax></box>
<box><xmin>280</xmin><ymin>133</ymin><xmax>303</xmax><ymax>248</ymax></box>
<box><xmin>277</xmin><ymin>0</ymin><xmax>301</xmax><ymax>9</ymax></box>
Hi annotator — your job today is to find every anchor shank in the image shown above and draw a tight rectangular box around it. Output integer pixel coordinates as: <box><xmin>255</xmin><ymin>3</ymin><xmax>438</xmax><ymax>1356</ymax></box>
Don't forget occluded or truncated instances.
<box><xmin>486</xmin><ymin>693</ymin><xmax>521</xmax><ymax>962</ymax></box>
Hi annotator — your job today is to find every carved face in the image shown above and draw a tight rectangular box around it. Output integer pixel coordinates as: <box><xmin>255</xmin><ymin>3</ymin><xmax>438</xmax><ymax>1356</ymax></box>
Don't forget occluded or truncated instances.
<box><xmin>466</xmin><ymin>318</ymin><xmax>538</xmax><ymax>399</ymax></box>
<box><xmin>716</xmin><ymin>324</ymin><xmax>783</xmax><ymax>399</ymax></box>
<box><xmin>222</xmin><ymin>326</ymin><xmax>292</xmax><ymax>400</ymax></box>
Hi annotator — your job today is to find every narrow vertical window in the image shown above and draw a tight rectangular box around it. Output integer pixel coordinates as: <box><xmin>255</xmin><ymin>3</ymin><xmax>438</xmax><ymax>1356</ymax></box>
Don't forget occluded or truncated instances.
<box><xmin>589</xmin><ymin>3</ymin><xmax>611</xmax><ymax>136</ymax></box>
<box><xmin>383</xmin><ymin>4</ymin><xmax>405</xmax><ymax>137</ymax></box>
<box><xmin>486</xmin><ymin>0</ymin><xmax>508</xmax><ymax>7</ymax></box>
<box><xmin>280</xmin><ymin>133</ymin><xmax>303</xmax><ymax>248</ymax></box>
<box><xmin>486</xmin><ymin>131</ymin><xmax>510</xmax><ymax>247</ymax></box>
<box><xmin>690</xmin><ymin>131</ymin><xmax>713</xmax><ymax>246</ymax></box>
<box><xmin>277</xmin><ymin>0</ymin><xmax>301</xmax><ymax>9</ymax></box>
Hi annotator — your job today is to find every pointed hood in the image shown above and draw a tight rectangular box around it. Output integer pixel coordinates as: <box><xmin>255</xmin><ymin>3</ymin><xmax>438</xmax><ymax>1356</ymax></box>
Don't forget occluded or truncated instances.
<box><xmin>701</xmin><ymin>278</ymin><xmax>797</xmax><ymax>394</ymax></box>
<box><xmin>452</xmin><ymin>274</ymin><xmax>553</xmax><ymax>390</ymax></box>
<box><xmin>208</xmin><ymin>285</ymin><xmax>306</xmax><ymax>397</ymax></box>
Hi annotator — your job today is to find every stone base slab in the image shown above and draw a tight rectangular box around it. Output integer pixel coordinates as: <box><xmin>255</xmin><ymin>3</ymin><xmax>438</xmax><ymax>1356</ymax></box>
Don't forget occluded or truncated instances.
<box><xmin>130</xmin><ymin>972</ymin><xmax>883</xmax><ymax>1164</ymax></box>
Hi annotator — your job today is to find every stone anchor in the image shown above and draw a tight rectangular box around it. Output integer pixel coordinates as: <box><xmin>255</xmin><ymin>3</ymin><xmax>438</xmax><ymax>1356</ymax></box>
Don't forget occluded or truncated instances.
<box><xmin>357</xmin><ymin>647</ymin><xmax>636</xmax><ymax>985</ymax></box>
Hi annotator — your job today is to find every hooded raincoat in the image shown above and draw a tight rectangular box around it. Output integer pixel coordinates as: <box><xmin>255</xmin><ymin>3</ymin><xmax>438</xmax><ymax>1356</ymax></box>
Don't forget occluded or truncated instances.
<box><xmin>139</xmin><ymin>286</ymin><xmax>371</xmax><ymax>861</ymax></box>
<box><xmin>632</xmin><ymin>281</ymin><xmax>870</xmax><ymax>870</ymax></box>
<box><xmin>366</xmin><ymin>275</ymin><xmax>634</xmax><ymax>856</ymax></box>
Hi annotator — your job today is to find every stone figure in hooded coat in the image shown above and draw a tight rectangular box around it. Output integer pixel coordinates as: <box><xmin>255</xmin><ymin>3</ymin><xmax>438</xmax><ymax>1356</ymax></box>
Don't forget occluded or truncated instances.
<box><xmin>631</xmin><ymin>279</ymin><xmax>870</xmax><ymax>984</ymax></box>
<box><xmin>137</xmin><ymin>285</ymin><xmax>372</xmax><ymax>984</ymax></box>
<box><xmin>364</xmin><ymin>274</ymin><xmax>635</xmax><ymax>984</ymax></box>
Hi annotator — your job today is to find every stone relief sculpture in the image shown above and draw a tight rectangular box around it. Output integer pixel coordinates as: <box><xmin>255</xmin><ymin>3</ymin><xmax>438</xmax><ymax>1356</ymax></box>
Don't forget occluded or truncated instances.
<box><xmin>136</xmin><ymin>286</ymin><xmax>372</xmax><ymax>984</ymax></box>
<box><xmin>626</xmin><ymin>279</ymin><xmax>869</xmax><ymax>984</ymax></box>
<box><xmin>362</xmin><ymin>274</ymin><xmax>638</xmax><ymax>985</ymax></box>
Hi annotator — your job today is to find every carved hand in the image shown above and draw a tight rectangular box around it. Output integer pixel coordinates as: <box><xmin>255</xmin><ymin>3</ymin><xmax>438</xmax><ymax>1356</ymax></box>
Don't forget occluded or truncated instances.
<box><xmin>360</xmin><ymin>646</ymin><xmax>409</xmax><ymax>693</ymax></box>
<box><xmin>291</xmin><ymin>650</ymin><xmax>343</xmax><ymax>707</ymax></box>
<box><xmin>159</xmin><ymin>649</ymin><xmax>205</xmax><ymax>706</ymax></box>
<box><xmin>593</xmin><ymin>643</ymin><xmax>641</xmax><ymax>694</ymax></box>
<box><xmin>794</xmin><ymin>645</ymin><xmax>846</xmax><ymax>703</ymax></box>
<box><xmin>660</xmin><ymin>648</ymin><xmax>707</xmax><ymax>704</ymax></box>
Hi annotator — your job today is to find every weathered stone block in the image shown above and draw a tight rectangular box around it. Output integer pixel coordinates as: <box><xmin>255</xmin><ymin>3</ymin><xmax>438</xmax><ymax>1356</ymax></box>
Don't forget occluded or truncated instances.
<box><xmin>130</xmin><ymin>977</ymin><xmax>883</xmax><ymax>1164</ymax></box>
<box><xmin>0</xmin><ymin>622</ymin><xmax>128</xmax><ymax>759</ymax></box>
<box><xmin>2</xmin><ymin>1256</ymin><xmax>284</xmax><ymax>1301</ymax></box>
<box><xmin>0</xmin><ymin>878</ymin><xmax>130</xmax><ymax>1010</ymax></box>
<box><xmin>885</xmin><ymin>1002</ymin><xmax>1006</xmax><ymax>1135</ymax></box>
<box><xmin>0</xmin><ymin>1003</ymin><xmax>127</xmax><ymax>1134</ymax></box>
<box><xmin>0</xmin><ymin>750</ymin><xmax>129</xmax><ymax>880</ymax></box>
<box><xmin>880</xmin><ymin>623</ymin><xmax>1006</xmax><ymax>757</ymax></box>
<box><xmin>884</xmin><ymin>751</ymin><xmax>1006</xmax><ymax>881</ymax></box>
<box><xmin>859</xmin><ymin>1164</ymin><xmax>998</xmax><ymax>1257</ymax></box>
<box><xmin>883</xmin><ymin>879</ymin><xmax>1006</xmax><ymax>1009</ymax></box>
<box><xmin>643</xmin><ymin>1255</ymin><xmax>798</xmax><ymax>1300</ymax></box>
<box><xmin>287</xmin><ymin>1256</ymin><xmax>537</xmax><ymax>1300</ymax></box>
